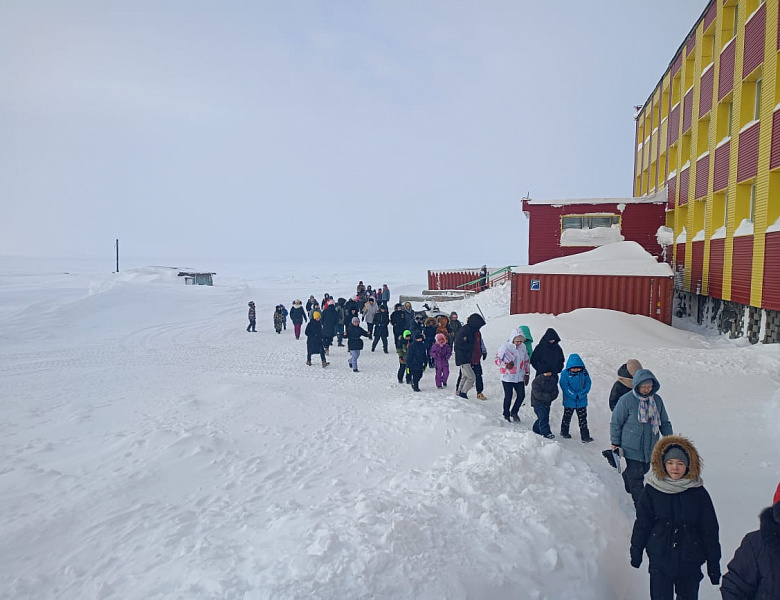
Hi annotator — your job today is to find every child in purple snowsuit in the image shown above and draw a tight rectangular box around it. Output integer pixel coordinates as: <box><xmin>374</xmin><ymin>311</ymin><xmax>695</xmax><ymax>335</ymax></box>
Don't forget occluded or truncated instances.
<box><xmin>429</xmin><ymin>333</ymin><xmax>452</xmax><ymax>388</ymax></box>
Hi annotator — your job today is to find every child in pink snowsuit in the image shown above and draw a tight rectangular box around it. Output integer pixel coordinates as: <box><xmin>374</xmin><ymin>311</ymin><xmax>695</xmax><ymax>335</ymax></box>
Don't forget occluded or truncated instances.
<box><xmin>429</xmin><ymin>333</ymin><xmax>452</xmax><ymax>388</ymax></box>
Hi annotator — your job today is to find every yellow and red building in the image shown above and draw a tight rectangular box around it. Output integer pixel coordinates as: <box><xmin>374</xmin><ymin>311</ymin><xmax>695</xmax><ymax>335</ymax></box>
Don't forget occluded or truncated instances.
<box><xmin>635</xmin><ymin>0</ymin><xmax>780</xmax><ymax>342</ymax></box>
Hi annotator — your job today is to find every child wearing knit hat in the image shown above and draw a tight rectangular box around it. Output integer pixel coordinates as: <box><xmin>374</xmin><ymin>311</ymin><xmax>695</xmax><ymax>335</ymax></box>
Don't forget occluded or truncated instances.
<box><xmin>630</xmin><ymin>435</ymin><xmax>721</xmax><ymax>599</ymax></box>
<box><xmin>721</xmin><ymin>481</ymin><xmax>780</xmax><ymax>599</ymax></box>
<box><xmin>429</xmin><ymin>332</ymin><xmax>452</xmax><ymax>389</ymax></box>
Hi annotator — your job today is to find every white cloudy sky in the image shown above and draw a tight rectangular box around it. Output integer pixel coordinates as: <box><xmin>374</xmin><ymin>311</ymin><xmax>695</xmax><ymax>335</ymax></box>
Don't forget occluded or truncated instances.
<box><xmin>1</xmin><ymin>1</ymin><xmax>705</xmax><ymax>266</ymax></box>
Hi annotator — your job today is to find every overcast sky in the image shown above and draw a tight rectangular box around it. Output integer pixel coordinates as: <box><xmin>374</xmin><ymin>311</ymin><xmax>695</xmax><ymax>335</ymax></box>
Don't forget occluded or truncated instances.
<box><xmin>1</xmin><ymin>1</ymin><xmax>706</xmax><ymax>267</ymax></box>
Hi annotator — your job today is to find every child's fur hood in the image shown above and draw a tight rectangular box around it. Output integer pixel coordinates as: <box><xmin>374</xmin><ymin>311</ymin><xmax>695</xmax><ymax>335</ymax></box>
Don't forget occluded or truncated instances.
<box><xmin>650</xmin><ymin>435</ymin><xmax>702</xmax><ymax>480</ymax></box>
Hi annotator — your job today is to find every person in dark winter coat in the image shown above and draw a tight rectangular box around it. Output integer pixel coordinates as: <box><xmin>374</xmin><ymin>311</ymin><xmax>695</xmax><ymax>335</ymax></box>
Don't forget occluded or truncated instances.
<box><xmin>405</xmin><ymin>331</ymin><xmax>428</xmax><ymax>391</ymax></box>
<box><xmin>390</xmin><ymin>303</ymin><xmax>407</xmax><ymax>348</ymax></box>
<box><xmin>346</xmin><ymin>317</ymin><xmax>369</xmax><ymax>372</ymax></box>
<box><xmin>247</xmin><ymin>301</ymin><xmax>256</xmax><ymax>332</ymax></box>
<box><xmin>721</xmin><ymin>481</ymin><xmax>780</xmax><ymax>600</ymax></box>
<box><xmin>611</xmin><ymin>368</ymin><xmax>673</xmax><ymax>508</ymax></box>
<box><xmin>530</xmin><ymin>328</ymin><xmax>564</xmax><ymax>379</ymax></box>
<box><xmin>321</xmin><ymin>300</ymin><xmax>337</xmax><ymax>353</ymax></box>
<box><xmin>371</xmin><ymin>304</ymin><xmax>390</xmax><ymax>353</ymax></box>
<box><xmin>449</xmin><ymin>312</ymin><xmax>462</xmax><ymax>348</ymax></box>
<box><xmin>305</xmin><ymin>295</ymin><xmax>316</xmax><ymax>314</ymax></box>
<box><xmin>335</xmin><ymin>297</ymin><xmax>347</xmax><ymax>346</ymax></box>
<box><xmin>429</xmin><ymin>333</ymin><xmax>452</xmax><ymax>388</ymax></box>
<box><xmin>403</xmin><ymin>302</ymin><xmax>415</xmax><ymax>331</ymax></box>
<box><xmin>423</xmin><ymin>317</ymin><xmax>438</xmax><ymax>368</ymax></box>
<box><xmin>273</xmin><ymin>305</ymin><xmax>285</xmax><ymax>334</ymax></box>
<box><xmin>305</xmin><ymin>311</ymin><xmax>329</xmax><ymax>367</ymax></box>
<box><xmin>454</xmin><ymin>313</ymin><xmax>486</xmax><ymax>399</ymax></box>
<box><xmin>280</xmin><ymin>304</ymin><xmax>288</xmax><ymax>330</ymax></box>
<box><xmin>396</xmin><ymin>330</ymin><xmax>412</xmax><ymax>384</ymax></box>
<box><xmin>559</xmin><ymin>353</ymin><xmax>594</xmax><ymax>442</ymax></box>
<box><xmin>609</xmin><ymin>359</ymin><xmax>643</xmax><ymax>411</ymax></box>
<box><xmin>531</xmin><ymin>371</ymin><xmax>558</xmax><ymax>438</ymax></box>
<box><xmin>630</xmin><ymin>435</ymin><xmax>721</xmax><ymax>600</ymax></box>
<box><xmin>289</xmin><ymin>300</ymin><xmax>307</xmax><ymax>339</ymax></box>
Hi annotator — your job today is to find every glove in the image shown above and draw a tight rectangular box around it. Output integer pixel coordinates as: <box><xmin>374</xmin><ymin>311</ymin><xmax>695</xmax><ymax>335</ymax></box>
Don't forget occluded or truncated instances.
<box><xmin>505</xmin><ymin>361</ymin><xmax>514</xmax><ymax>370</ymax></box>
<box><xmin>630</xmin><ymin>548</ymin><xmax>642</xmax><ymax>569</ymax></box>
<box><xmin>524</xmin><ymin>374</ymin><xmax>530</xmax><ymax>385</ymax></box>
<box><xmin>482</xmin><ymin>352</ymin><xmax>487</xmax><ymax>361</ymax></box>
<box><xmin>707</xmin><ymin>567</ymin><xmax>720</xmax><ymax>585</ymax></box>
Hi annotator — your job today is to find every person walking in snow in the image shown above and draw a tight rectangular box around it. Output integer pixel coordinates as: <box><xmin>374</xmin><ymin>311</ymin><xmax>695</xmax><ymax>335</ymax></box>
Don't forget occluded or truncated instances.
<box><xmin>456</xmin><ymin>329</ymin><xmax>489</xmax><ymax>399</ymax></box>
<box><xmin>530</xmin><ymin>328</ymin><xmax>565</xmax><ymax>380</ymax></box>
<box><xmin>321</xmin><ymin>299</ymin><xmax>337</xmax><ymax>354</ymax></box>
<box><xmin>405</xmin><ymin>331</ymin><xmax>428</xmax><ymax>392</ymax></box>
<box><xmin>495</xmin><ymin>327</ymin><xmax>531</xmax><ymax>423</ymax></box>
<box><xmin>721</xmin><ymin>481</ymin><xmax>780</xmax><ymax>600</ymax></box>
<box><xmin>305</xmin><ymin>295</ymin><xmax>316</xmax><ymax>314</ymax></box>
<box><xmin>609</xmin><ymin>359</ymin><xmax>643</xmax><ymax>411</ymax></box>
<box><xmin>559</xmin><ymin>353</ymin><xmax>594</xmax><ymax>443</ymax></box>
<box><xmin>531</xmin><ymin>371</ymin><xmax>558</xmax><ymax>439</ymax></box>
<box><xmin>247</xmin><ymin>301</ymin><xmax>256</xmax><ymax>332</ymax></box>
<box><xmin>448</xmin><ymin>312</ymin><xmax>462</xmax><ymax>348</ymax></box>
<box><xmin>371</xmin><ymin>303</ymin><xmax>390</xmax><ymax>353</ymax></box>
<box><xmin>273</xmin><ymin>305</ymin><xmax>285</xmax><ymax>334</ymax></box>
<box><xmin>423</xmin><ymin>317</ymin><xmax>438</xmax><ymax>368</ymax></box>
<box><xmin>611</xmin><ymin>368</ymin><xmax>673</xmax><ymax>508</ymax></box>
<box><xmin>402</xmin><ymin>301</ymin><xmax>416</xmax><ymax>332</ymax></box>
<box><xmin>429</xmin><ymin>333</ymin><xmax>452</xmax><ymax>389</ymax></box>
<box><xmin>362</xmin><ymin>297</ymin><xmax>379</xmax><ymax>339</ymax></box>
<box><xmin>289</xmin><ymin>300</ymin><xmax>307</xmax><ymax>340</ymax></box>
<box><xmin>390</xmin><ymin>303</ymin><xmax>407</xmax><ymax>349</ymax></box>
<box><xmin>630</xmin><ymin>435</ymin><xmax>721</xmax><ymax>600</ymax></box>
<box><xmin>380</xmin><ymin>284</ymin><xmax>390</xmax><ymax>306</ymax></box>
<box><xmin>335</xmin><ymin>297</ymin><xmax>347</xmax><ymax>347</ymax></box>
<box><xmin>478</xmin><ymin>264</ymin><xmax>488</xmax><ymax>291</ymax></box>
<box><xmin>519</xmin><ymin>325</ymin><xmax>533</xmax><ymax>360</ymax></box>
<box><xmin>396</xmin><ymin>330</ymin><xmax>412</xmax><ymax>384</ymax></box>
<box><xmin>280</xmin><ymin>303</ymin><xmax>288</xmax><ymax>330</ymax></box>
<box><xmin>304</xmin><ymin>311</ymin><xmax>329</xmax><ymax>367</ymax></box>
<box><xmin>346</xmin><ymin>316</ymin><xmax>369</xmax><ymax>372</ymax></box>
<box><xmin>454</xmin><ymin>313</ymin><xmax>486</xmax><ymax>400</ymax></box>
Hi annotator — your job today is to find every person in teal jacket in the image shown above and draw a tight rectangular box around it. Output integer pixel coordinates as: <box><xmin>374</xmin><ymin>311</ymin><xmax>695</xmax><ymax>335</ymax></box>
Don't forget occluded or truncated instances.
<box><xmin>610</xmin><ymin>368</ymin><xmax>673</xmax><ymax>508</ymax></box>
<box><xmin>559</xmin><ymin>353</ymin><xmax>593</xmax><ymax>442</ymax></box>
<box><xmin>519</xmin><ymin>325</ymin><xmax>533</xmax><ymax>360</ymax></box>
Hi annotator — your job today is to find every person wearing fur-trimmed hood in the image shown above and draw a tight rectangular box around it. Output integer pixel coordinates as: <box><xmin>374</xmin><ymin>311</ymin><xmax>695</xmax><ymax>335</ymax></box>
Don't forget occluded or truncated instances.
<box><xmin>630</xmin><ymin>435</ymin><xmax>721</xmax><ymax>600</ymax></box>
<box><xmin>495</xmin><ymin>327</ymin><xmax>530</xmax><ymax>423</ymax></box>
<box><xmin>611</xmin><ymin>368</ymin><xmax>673</xmax><ymax>508</ymax></box>
<box><xmin>721</xmin><ymin>481</ymin><xmax>780</xmax><ymax>600</ymax></box>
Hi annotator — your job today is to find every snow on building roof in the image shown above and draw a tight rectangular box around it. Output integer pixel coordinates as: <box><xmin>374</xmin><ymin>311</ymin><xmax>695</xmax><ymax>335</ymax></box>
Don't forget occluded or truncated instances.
<box><xmin>524</xmin><ymin>186</ymin><xmax>667</xmax><ymax>206</ymax></box>
<box><xmin>512</xmin><ymin>241</ymin><xmax>673</xmax><ymax>276</ymax></box>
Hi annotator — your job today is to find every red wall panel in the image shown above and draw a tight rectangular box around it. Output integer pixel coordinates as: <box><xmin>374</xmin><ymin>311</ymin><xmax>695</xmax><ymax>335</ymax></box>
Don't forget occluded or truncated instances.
<box><xmin>708</xmin><ymin>238</ymin><xmax>725</xmax><ymax>298</ymax></box>
<box><xmin>675</xmin><ymin>243</ymin><xmax>686</xmax><ymax>275</ymax></box>
<box><xmin>719</xmin><ymin>42</ymin><xmax>736</xmax><ymax>100</ymax></box>
<box><xmin>763</xmin><ymin>231</ymin><xmax>780</xmax><ymax>310</ymax></box>
<box><xmin>699</xmin><ymin>67</ymin><xmax>714</xmax><ymax>118</ymax></box>
<box><xmin>704</xmin><ymin>2</ymin><xmax>717</xmax><ymax>31</ymax></box>
<box><xmin>510</xmin><ymin>274</ymin><xmax>674</xmax><ymax>325</ymax></box>
<box><xmin>713</xmin><ymin>141</ymin><xmax>730</xmax><ymax>191</ymax></box>
<box><xmin>524</xmin><ymin>203</ymin><xmax>666</xmax><ymax>265</ymax></box>
<box><xmin>695</xmin><ymin>155</ymin><xmax>710</xmax><ymax>199</ymax></box>
<box><xmin>737</xmin><ymin>121</ymin><xmax>760</xmax><ymax>182</ymax></box>
<box><xmin>691</xmin><ymin>241</ymin><xmax>705</xmax><ymax>294</ymax></box>
<box><xmin>686</xmin><ymin>35</ymin><xmax>697</xmax><ymax>56</ymax></box>
<box><xmin>731</xmin><ymin>236</ymin><xmax>754</xmax><ymax>304</ymax></box>
<box><xmin>428</xmin><ymin>270</ymin><xmax>483</xmax><ymax>292</ymax></box>
<box><xmin>683</xmin><ymin>88</ymin><xmax>694</xmax><ymax>133</ymax></box>
<box><xmin>743</xmin><ymin>3</ymin><xmax>766</xmax><ymax>77</ymax></box>
<box><xmin>671</xmin><ymin>53</ymin><xmax>683</xmax><ymax>77</ymax></box>
<box><xmin>668</xmin><ymin>175</ymin><xmax>677</xmax><ymax>208</ymax></box>
<box><xmin>679</xmin><ymin>167</ymin><xmax>690</xmax><ymax>206</ymax></box>
<box><xmin>669</xmin><ymin>104</ymin><xmax>680</xmax><ymax>146</ymax></box>
<box><xmin>771</xmin><ymin>109</ymin><xmax>780</xmax><ymax>170</ymax></box>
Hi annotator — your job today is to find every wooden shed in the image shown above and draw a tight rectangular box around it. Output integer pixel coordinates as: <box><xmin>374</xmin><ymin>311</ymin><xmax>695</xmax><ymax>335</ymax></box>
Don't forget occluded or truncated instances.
<box><xmin>177</xmin><ymin>272</ymin><xmax>216</xmax><ymax>286</ymax></box>
<box><xmin>510</xmin><ymin>242</ymin><xmax>674</xmax><ymax>324</ymax></box>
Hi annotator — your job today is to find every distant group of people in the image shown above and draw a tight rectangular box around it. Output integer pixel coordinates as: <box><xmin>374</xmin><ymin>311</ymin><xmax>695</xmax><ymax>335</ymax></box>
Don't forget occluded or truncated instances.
<box><xmin>245</xmin><ymin>284</ymin><xmax>779</xmax><ymax>600</ymax></box>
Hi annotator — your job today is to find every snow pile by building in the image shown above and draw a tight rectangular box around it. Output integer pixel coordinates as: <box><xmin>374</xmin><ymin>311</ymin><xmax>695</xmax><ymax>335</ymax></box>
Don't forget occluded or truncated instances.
<box><xmin>560</xmin><ymin>224</ymin><xmax>624</xmax><ymax>247</ymax></box>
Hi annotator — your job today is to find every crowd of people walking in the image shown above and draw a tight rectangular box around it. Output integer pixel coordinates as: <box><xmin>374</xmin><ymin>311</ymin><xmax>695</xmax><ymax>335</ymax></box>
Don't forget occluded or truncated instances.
<box><xmin>245</xmin><ymin>282</ymin><xmax>778</xmax><ymax>600</ymax></box>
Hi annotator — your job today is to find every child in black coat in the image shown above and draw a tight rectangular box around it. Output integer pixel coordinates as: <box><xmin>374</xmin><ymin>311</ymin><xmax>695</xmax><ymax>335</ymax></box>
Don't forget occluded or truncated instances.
<box><xmin>405</xmin><ymin>331</ymin><xmax>429</xmax><ymax>392</ymax></box>
<box><xmin>531</xmin><ymin>371</ymin><xmax>558</xmax><ymax>439</ymax></box>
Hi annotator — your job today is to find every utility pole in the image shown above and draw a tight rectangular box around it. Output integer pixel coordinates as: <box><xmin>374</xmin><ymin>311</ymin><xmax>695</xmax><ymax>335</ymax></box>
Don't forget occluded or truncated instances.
<box><xmin>115</xmin><ymin>239</ymin><xmax>119</xmax><ymax>273</ymax></box>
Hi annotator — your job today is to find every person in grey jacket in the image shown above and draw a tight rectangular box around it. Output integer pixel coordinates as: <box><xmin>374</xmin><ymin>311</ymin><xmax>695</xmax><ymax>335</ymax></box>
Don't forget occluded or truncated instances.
<box><xmin>610</xmin><ymin>368</ymin><xmax>673</xmax><ymax>508</ymax></box>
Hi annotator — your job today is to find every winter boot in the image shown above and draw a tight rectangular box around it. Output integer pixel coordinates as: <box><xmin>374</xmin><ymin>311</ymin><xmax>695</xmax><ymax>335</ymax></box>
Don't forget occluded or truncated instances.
<box><xmin>512</xmin><ymin>414</ymin><xmax>520</xmax><ymax>423</ymax></box>
<box><xmin>457</xmin><ymin>392</ymin><xmax>469</xmax><ymax>399</ymax></box>
<box><xmin>580</xmin><ymin>428</ymin><xmax>594</xmax><ymax>443</ymax></box>
<box><xmin>306</xmin><ymin>360</ymin><xmax>312</xmax><ymax>366</ymax></box>
<box><xmin>324</xmin><ymin>347</ymin><xmax>329</xmax><ymax>355</ymax></box>
<box><xmin>560</xmin><ymin>430</ymin><xmax>572</xmax><ymax>439</ymax></box>
<box><xmin>476</xmin><ymin>393</ymin><xmax>487</xmax><ymax>401</ymax></box>
<box><xmin>322</xmin><ymin>360</ymin><xmax>329</xmax><ymax>368</ymax></box>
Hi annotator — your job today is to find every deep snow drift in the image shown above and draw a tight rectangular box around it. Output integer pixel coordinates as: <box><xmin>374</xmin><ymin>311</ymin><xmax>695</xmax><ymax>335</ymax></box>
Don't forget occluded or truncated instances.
<box><xmin>0</xmin><ymin>258</ymin><xmax>778</xmax><ymax>600</ymax></box>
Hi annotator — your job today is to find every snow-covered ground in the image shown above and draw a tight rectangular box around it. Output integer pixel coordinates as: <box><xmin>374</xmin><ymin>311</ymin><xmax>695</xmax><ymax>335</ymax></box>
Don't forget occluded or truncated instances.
<box><xmin>1</xmin><ymin>257</ymin><xmax>778</xmax><ymax>600</ymax></box>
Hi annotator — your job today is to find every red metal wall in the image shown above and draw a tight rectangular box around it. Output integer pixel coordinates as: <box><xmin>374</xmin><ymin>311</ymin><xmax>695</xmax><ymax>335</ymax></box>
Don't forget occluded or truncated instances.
<box><xmin>691</xmin><ymin>241</ymin><xmax>705</xmax><ymax>294</ymax></box>
<box><xmin>738</xmin><ymin>121</ymin><xmax>760</xmax><ymax>182</ymax></box>
<box><xmin>683</xmin><ymin>89</ymin><xmax>694</xmax><ymax>133</ymax></box>
<box><xmin>510</xmin><ymin>273</ymin><xmax>674</xmax><ymax>325</ymax></box>
<box><xmin>695</xmin><ymin>155</ymin><xmax>710</xmax><ymax>199</ymax></box>
<box><xmin>679</xmin><ymin>167</ymin><xmax>690</xmax><ymax>205</ymax></box>
<box><xmin>731</xmin><ymin>236</ymin><xmax>754</xmax><ymax>305</ymax></box>
<box><xmin>668</xmin><ymin>175</ymin><xmax>677</xmax><ymax>207</ymax></box>
<box><xmin>675</xmin><ymin>243</ymin><xmax>686</xmax><ymax>278</ymax></box>
<box><xmin>708</xmin><ymin>238</ymin><xmax>725</xmax><ymax>299</ymax></box>
<box><xmin>428</xmin><ymin>270</ymin><xmax>482</xmax><ymax>291</ymax></box>
<box><xmin>719</xmin><ymin>41</ymin><xmax>736</xmax><ymax>100</ymax></box>
<box><xmin>524</xmin><ymin>202</ymin><xmax>666</xmax><ymax>265</ymax></box>
<box><xmin>713</xmin><ymin>141</ymin><xmax>730</xmax><ymax>191</ymax></box>
<box><xmin>669</xmin><ymin>104</ymin><xmax>680</xmax><ymax>146</ymax></box>
<box><xmin>763</xmin><ymin>231</ymin><xmax>780</xmax><ymax>310</ymax></box>
<box><xmin>743</xmin><ymin>3</ymin><xmax>766</xmax><ymax>77</ymax></box>
<box><xmin>703</xmin><ymin>1</ymin><xmax>717</xmax><ymax>30</ymax></box>
<box><xmin>771</xmin><ymin>109</ymin><xmax>780</xmax><ymax>170</ymax></box>
<box><xmin>700</xmin><ymin>67</ymin><xmax>714</xmax><ymax>118</ymax></box>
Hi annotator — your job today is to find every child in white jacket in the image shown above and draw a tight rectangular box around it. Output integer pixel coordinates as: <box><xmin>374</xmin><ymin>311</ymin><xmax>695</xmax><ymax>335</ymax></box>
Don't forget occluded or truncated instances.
<box><xmin>495</xmin><ymin>327</ymin><xmax>531</xmax><ymax>423</ymax></box>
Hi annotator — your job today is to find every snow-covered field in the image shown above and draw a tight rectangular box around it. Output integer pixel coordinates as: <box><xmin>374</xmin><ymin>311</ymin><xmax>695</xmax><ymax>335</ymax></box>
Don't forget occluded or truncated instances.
<box><xmin>1</xmin><ymin>257</ymin><xmax>778</xmax><ymax>600</ymax></box>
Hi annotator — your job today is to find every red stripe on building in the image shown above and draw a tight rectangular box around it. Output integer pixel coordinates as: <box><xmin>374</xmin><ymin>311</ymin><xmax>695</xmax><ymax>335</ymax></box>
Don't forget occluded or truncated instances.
<box><xmin>699</xmin><ymin>67</ymin><xmax>714</xmax><ymax>118</ymax></box>
<box><xmin>671</xmin><ymin>53</ymin><xmax>683</xmax><ymax>77</ymax></box>
<box><xmin>713</xmin><ymin>141</ymin><xmax>730</xmax><ymax>191</ymax></box>
<box><xmin>731</xmin><ymin>236</ymin><xmax>754</xmax><ymax>304</ymax></box>
<box><xmin>703</xmin><ymin>2</ymin><xmax>717</xmax><ymax>31</ymax></box>
<box><xmin>675</xmin><ymin>243</ymin><xmax>686</xmax><ymax>275</ymax></box>
<box><xmin>708</xmin><ymin>238</ymin><xmax>725</xmax><ymax>299</ymax></box>
<box><xmin>679</xmin><ymin>167</ymin><xmax>690</xmax><ymax>206</ymax></box>
<box><xmin>669</xmin><ymin>104</ymin><xmax>680</xmax><ymax>146</ymax></box>
<box><xmin>686</xmin><ymin>34</ymin><xmax>697</xmax><ymax>56</ymax></box>
<box><xmin>719</xmin><ymin>42</ymin><xmax>736</xmax><ymax>100</ymax></box>
<box><xmin>695</xmin><ymin>155</ymin><xmax>710</xmax><ymax>199</ymax></box>
<box><xmin>691</xmin><ymin>241</ymin><xmax>705</xmax><ymax>294</ymax></box>
<box><xmin>683</xmin><ymin>89</ymin><xmax>694</xmax><ymax>133</ymax></box>
<box><xmin>743</xmin><ymin>3</ymin><xmax>766</xmax><ymax>77</ymax></box>
<box><xmin>667</xmin><ymin>175</ymin><xmax>677</xmax><ymax>208</ymax></box>
<box><xmin>764</xmin><ymin>231</ymin><xmax>780</xmax><ymax>310</ymax></box>
<box><xmin>737</xmin><ymin>121</ymin><xmax>761</xmax><ymax>182</ymax></box>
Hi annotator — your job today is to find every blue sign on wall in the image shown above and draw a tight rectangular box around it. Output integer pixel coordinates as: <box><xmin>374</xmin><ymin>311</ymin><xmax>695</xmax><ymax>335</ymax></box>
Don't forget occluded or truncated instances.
<box><xmin>530</xmin><ymin>279</ymin><xmax>540</xmax><ymax>291</ymax></box>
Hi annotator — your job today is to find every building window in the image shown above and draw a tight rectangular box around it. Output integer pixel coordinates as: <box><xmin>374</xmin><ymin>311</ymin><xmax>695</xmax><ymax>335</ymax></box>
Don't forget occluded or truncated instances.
<box><xmin>561</xmin><ymin>215</ymin><xmax>621</xmax><ymax>230</ymax></box>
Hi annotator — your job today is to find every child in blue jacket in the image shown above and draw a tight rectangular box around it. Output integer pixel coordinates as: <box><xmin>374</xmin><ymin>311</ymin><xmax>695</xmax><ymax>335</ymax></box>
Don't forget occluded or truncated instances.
<box><xmin>559</xmin><ymin>353</ymin><xmax>594</xmax><ymax>443</ymax></box>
